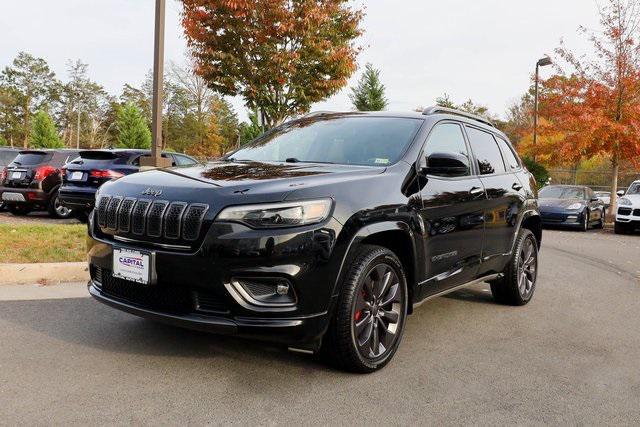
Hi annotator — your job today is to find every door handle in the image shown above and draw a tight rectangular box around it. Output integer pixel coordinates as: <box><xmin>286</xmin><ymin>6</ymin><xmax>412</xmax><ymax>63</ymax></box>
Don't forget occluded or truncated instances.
<box><xmin>469</xmin><ymin>186</ymin><xmax>484</xmax><ymax>196</ymax></box>
<box><xmin>512</xmin><ymin>182</ymin><xmax>523</xmax><ymax>191</ymax></box>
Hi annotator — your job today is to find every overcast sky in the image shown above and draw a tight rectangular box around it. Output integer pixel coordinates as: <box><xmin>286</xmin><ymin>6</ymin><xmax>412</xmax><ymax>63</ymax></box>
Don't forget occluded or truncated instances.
<box><xmin>0</xmin><ymin>0</ymin><xmax>601</xmax><ymax>122</ymax></box>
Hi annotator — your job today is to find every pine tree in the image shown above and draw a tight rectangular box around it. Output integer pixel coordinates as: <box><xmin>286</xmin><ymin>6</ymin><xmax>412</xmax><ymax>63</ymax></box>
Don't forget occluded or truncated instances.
<box><xmin>349</xmin><ymin>63</ymin><xmax>388</xmax><ymax>111</ymax></box>
<box><xmin>30</xmin><ymin>110</ymin><xmax>63</xmax><ymax>148</ymax></box>
<box><xmin>115</xmin><ymin>103</ymin><xmax>151</xmax><ymax>149</ymax></box>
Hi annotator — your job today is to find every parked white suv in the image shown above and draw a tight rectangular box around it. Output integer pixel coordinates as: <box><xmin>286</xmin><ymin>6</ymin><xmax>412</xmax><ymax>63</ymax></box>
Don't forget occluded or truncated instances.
<box><xmin>615</xmin><ymin>180</ymin><xmax>640</xmax><ymax>234</ymax></box>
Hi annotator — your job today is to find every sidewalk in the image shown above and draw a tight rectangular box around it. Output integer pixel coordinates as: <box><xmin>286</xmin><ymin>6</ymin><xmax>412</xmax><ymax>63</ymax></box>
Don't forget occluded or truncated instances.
<box><xmin>0</xmin><ymin>281</ymin><xmax>88</xmax><ymax>301</ymax></box>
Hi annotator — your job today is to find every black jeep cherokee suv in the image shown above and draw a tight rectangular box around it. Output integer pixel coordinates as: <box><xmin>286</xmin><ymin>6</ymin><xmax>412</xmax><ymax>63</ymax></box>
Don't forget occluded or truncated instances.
<box><xmin>87</xmin><ymin>108</ymin><xmax>541</xmax><ymax>372</ymax></box>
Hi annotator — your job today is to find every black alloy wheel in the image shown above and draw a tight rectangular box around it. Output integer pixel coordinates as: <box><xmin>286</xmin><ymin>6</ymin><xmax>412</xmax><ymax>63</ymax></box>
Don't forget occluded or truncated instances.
<box><xmin>352</xmin><ymin>263</ymin><xmax>404</xmax><ymax>360</ymax></box>
<box><xmin>322</xmin><ymin>245</ymin><xmax>408</xmax><ymax>373</ymax></box>
<box><xmin>490</xmin><ymin>228</ymin><xmax>538</xmax><ymax>306</ymax></box>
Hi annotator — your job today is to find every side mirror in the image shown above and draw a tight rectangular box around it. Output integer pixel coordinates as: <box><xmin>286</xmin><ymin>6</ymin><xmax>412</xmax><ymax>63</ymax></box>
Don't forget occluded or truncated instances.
<box><xmin>422</xmin><ymin>152</ymin><xmax>469</xmax><ymax>177</ymax></box>
<box><xmin>617</xmin><ymin>190</ymin><xmax>625</xmax><ymax>196</ymax></box>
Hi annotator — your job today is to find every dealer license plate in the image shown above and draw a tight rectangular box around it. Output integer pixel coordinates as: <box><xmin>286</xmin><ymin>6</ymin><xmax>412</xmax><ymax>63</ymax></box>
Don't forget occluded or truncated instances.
<box><xmin>112</xmin><ymin>248</ymin><xmax>153</xmax><ymax>285</ymax></box>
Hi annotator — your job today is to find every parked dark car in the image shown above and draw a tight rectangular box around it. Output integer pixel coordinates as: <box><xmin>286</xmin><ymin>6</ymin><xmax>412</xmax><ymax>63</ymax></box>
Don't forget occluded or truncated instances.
<box><xmin>538</xmin><ymin>184</ymin><xmax>605</xmax><ymax>231</ymax></box>
<box><xmin>86</xmin><ymin>108</ymin><xmax>542</xmax><ymax>372</ymax></box>
<box><xmin>0</xmin><ymin>149</ymin><xmax>79</xmax><ymax>218</ymax></box>
<box><xmin>59</xmin><ymin>150</ymin><xmax>198</xmax><ymax>219</ymax></box>
<box><xmin>0</xmin><ymin>147</ymin><xmax>19</xmax><ymax>211</ymax></box>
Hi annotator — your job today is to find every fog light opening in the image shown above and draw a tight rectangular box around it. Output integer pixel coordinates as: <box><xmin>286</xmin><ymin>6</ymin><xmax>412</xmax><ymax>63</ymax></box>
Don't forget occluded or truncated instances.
<box><xmin>227</xmin><ymin>277</ymin><xmax>297</xmax><ymax>309</ymax></box>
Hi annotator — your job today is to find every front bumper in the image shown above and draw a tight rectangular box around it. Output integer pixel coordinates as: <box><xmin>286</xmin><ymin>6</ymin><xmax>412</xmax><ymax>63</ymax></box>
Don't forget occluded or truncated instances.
<box><xmin>88</xmin><ymin>281</ymin><xmax>328</xmax><ymax>347</ymax></box>
<box><xmin>86</xmin><ymin>213</ymin><xmax>345</xmax><ymax>348</ymax></box>
<box><xmin>540</xmin><ymin>210</ymin><xmax>584</xmax><ymax>227</ymax></box>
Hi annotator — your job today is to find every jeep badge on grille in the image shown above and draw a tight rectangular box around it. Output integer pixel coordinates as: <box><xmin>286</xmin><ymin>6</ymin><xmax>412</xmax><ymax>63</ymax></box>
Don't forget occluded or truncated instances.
<box><xmin>141</xmin><ymin>188</ymin><xmax>163</xmax><ymax>197</ymax></box>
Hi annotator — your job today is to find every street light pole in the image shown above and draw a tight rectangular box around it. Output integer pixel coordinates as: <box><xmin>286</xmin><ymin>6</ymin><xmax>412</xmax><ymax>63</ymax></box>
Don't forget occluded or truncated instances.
<box><xmin>533</xmin><ymin>56</ymin><xmax>552</xmax><ymax>162</ymax></box>
<box><xmin>141</xmin><ymin>0</ymin><xmax>172</xmax><ymax>168</ymax></box>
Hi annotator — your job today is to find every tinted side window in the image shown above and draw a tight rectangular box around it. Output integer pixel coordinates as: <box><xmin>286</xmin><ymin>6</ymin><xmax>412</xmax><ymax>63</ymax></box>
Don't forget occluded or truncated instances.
<box><xmin>422</xmin><ymin>123</ymin><xmax>470</xmax><ymax>176</ymax></box>
<box><xmin>496</xmin><ymin>137</ymin><xmax>520</xmax><ymax>170</ymax></box>
<box><xmin>466</xmin><ymin>127</ymin><xmax>506</xmax><ymax>175</ymax></box>
<box><xmin>175</xmin><ymin>154</ymin><xmax>196</xmax><ymax>166</ymax></box>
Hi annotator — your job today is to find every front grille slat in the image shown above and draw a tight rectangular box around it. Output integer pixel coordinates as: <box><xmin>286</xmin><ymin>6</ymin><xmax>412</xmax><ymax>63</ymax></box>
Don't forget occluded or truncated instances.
<box><xmin>96</xmin><ymin>195</ymin><xmax>111</xmax><ymax>228</ymax></box>
<box><xmin>183</xmin><ymin>204</ymin><xmax>209</xmax><ymax>241</ymax></box>
<box><xmin>97</xmin><ymin>195</ymin><xmax>208</xmax><ymax>245</ymax></box>
<box><xmin>117</xmin><ymin>198</ymin><xmax>136</xmax><ymax>233</ymax></box>
<box><xmin>147</xmin><ymin>201</ymin><xmax>169</xmax><ymax>238</ymax></box>
<box><xmin>106</xmin><ymin>197</ymin><xmax>123</xmax><ymax>230</ymax></box>
<box><xmin>131</xmin><ymin>200</ymin><xmax>152</xmax><ymax>235</ymax></box>
<box><xmin>164</xmin><ymin>202</ymin><xmax>187</xmax><ymax>239</ymax></box>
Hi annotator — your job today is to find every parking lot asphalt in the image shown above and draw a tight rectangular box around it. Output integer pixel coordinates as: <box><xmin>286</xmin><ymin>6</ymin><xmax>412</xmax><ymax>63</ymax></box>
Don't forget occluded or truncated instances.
<box><xmin>0</xmin><ymin>229</ymin><xmax>639</xmax><ymax>425</ymax></box>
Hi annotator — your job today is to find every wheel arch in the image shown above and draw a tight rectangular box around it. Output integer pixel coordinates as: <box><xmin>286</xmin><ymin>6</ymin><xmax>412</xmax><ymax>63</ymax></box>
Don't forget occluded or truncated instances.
<box><xmin>520</xmin><ymin>212</ymin><xmax>542</xmax><ymax>249</ymax></box>
<box><xmin>332</xmin><ymin>221</ymin><xmax>418</xmax><ymax>314</ymax></box>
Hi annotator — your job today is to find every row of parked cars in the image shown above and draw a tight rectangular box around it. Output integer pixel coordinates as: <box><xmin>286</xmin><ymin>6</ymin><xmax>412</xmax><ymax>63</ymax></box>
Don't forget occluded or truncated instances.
<box><xmin>537</xmin><ymin>183</ymin><xmax>640</xmax><ymax>234</ymax></box>
<box><xmin>0</xmin><ymin>148</ymin><xmax>197</xmax><ymax>220</ymax></box>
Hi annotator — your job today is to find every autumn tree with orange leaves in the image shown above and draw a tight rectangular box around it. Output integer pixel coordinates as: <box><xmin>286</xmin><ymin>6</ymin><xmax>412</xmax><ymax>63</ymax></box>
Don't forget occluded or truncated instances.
<box><xmin>538</xmin><ymin>0</ymin><xmax>640</xmax><ymax>216</ymax></box>
<box><xmin>181</xmin><ymin>0</ymin><xmax>363</xmax><ymax>128</ymax></box>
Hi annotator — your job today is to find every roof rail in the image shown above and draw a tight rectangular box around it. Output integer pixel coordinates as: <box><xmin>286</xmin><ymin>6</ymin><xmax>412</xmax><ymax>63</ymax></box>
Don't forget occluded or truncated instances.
<box><xmin>422</xmin><ymin>106</ymin><xmax>495</xmax><ymax>128</ymax></box>
<box><xmin>301</xmin><ymin>110</ymin><xmax>335</xmax><ymax>119</ymax></box>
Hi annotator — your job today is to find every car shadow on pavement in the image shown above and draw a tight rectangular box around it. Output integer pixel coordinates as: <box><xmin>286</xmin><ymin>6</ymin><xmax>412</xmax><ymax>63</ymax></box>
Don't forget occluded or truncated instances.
<box><xmin>442</xmin><ymin>283</ymin><xmax>498</xmax><ymax>305</ymax></box>
<box><xmin>0</xmin><ymin>297</ymin><xmax>338</xmax><ymax>373</ymax></box>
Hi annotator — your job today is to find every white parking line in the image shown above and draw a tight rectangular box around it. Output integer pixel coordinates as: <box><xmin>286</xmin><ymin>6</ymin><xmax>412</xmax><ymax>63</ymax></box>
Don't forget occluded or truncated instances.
<box><xmin>0</xmin><ymin>282</ymin><xmax>88</xmax><ymax>301</ymax></box>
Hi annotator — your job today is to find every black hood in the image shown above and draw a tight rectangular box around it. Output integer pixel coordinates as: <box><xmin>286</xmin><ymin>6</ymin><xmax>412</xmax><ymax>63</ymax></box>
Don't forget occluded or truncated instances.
<box><xmin>99</xmin><ymin>160</ymin><xmax>384</xmax><ymax>207</ymax></box>
<box><xmin>538</xmin><ymin>198</ymin><xmax>585</xmax><ymax>209</ymax></box>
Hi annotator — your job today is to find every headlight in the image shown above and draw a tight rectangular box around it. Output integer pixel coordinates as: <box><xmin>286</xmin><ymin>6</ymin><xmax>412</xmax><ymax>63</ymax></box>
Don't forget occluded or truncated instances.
<box><xmin>567</xmin><ymin>203</ymin><xmax>583</xmax><ymax>210</ymax></box>
<box><xmin>618</xmin><ymin>197</ymin><xmax>632</xmax><ymax>206</ymax></box>
<box><xmin>216</xmin><ymin>198</ymin><xmax>333</xmax><ymax>228</ymax></box>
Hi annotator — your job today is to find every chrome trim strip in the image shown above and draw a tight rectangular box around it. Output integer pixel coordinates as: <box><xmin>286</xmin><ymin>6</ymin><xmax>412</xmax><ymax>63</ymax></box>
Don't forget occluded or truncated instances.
<box><xmin>413</xmin><ymin>273</ymin><xmax>503</xmax><ymax>309</ymax></box>
<box><xmin>224</xmin><ymin>281</ymin><xmax>297</xmax><ymax>313</ymax></box>
<box><xmin>112</xmin><ymin>235</ymin><xmax>191</xmax><ymax>250</ymax></box>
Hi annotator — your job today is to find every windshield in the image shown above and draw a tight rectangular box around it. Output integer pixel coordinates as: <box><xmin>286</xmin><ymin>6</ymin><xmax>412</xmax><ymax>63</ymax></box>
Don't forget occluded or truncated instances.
<box><xmin>539</xmin><ymin>186</ymin><xmax>585</xmax><ymax>199</ymax></box>
<box><xmin>627</xmin><ymin>183</ymin><xmax>640</xmax><ymax>194</ymax></box>
<box><xmin>229</xmin><ymin>116</ymin><xmax>423</xmax><ymax>167</ymax></box>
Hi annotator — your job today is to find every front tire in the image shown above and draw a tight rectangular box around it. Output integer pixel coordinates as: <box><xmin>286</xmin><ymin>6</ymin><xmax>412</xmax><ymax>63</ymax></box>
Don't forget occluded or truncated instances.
<box><xmin>595</xmin><ymin>209</ymin><xmax>605</xmax><ymax>229</ymax></box>
<box><xmin>491</xmin><ymin>229</ymin><xmax>538</xmax><ymax>306</ymax></box>
<box><xmin>614</xmin><ymin>221</ymin><xmax>627</xmax><ymax>235</ymax></box>
<box><xmin>580</xmin><ymin>209</ymin><xmax>589</xmax><ymax>232</ymax></box>
<box><xmin>322</xmin><ymin>245</ymin><xmax>408</xmax><ymax>373</ymax></box>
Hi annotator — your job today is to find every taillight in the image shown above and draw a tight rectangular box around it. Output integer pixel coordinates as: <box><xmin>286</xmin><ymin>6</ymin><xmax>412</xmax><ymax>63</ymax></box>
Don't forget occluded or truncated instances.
<box><xmin>33</xmin><ymin>166</ymin><xmax>58</xmax><ymax>181</ymax></box>
<box><xmin>90</xmin><ymin>169</ymin><xmax>124</xmax><ymax>179</ymax></box>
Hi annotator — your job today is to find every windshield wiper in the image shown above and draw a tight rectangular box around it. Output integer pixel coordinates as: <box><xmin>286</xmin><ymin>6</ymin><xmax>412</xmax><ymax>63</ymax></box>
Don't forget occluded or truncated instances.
<box><xmin>284</xmin><ymin>158</ymin><xmax>334</xmax><ymax>164</ymax></box>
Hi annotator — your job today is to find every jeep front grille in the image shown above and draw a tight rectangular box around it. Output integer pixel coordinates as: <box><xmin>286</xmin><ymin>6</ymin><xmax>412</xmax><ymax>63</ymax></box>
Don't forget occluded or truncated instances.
<box><xmin>96</xmin><ymin>195</ymin><xmax>209</xmax><ymax>242</ymax></box>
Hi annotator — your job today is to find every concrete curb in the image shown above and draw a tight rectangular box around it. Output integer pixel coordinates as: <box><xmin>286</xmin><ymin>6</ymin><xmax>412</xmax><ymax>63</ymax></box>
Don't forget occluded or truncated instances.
<box><xmin>0</xmin><ymin>262</ymin><xmax>89</xmax><ymax>285</ymax></box>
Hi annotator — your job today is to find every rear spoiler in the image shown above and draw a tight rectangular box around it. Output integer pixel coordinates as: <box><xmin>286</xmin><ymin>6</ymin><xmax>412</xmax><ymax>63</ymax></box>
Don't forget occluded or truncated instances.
<box><xmin>18</xmin><ymin>150</ymin><xmax>48</xmax><ymax>155</ymax></box>
<box><xmin>78</xmin><ymin>150</ymin><xmax>120</xmax><ymax>160</ymax></box>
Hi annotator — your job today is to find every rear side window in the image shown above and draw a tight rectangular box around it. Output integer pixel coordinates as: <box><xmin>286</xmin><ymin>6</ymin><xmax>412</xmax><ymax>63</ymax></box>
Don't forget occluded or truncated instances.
<box><xmin>495</xmin><ymin>137</ymin><xmax>520</xmax><ymax>170</ymax></box>
<box><xmin>11</xmin><ymin>152</ymin><xmax>53</xmax><ymax>166</ymax></box>
<box><xmin>0</xmin><ymin>151</ymin><xmax>17</xmax><ymax>166</ymax></box>
<box><xmin>174</xmin><ymin>154</ymin><xmax>197</xmax><ymax>166</ymax></box>
<box><xmin>465</xmin><ymin>127</ymin><xmax>506</xmax><ymax>175</ymax></box>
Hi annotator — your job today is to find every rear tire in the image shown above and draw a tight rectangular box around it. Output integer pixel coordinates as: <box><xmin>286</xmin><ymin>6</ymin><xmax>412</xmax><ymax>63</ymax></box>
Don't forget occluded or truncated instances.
<box><xmin>490</xmin><ymin>229</ymin><xmax>538</xmax><ymax>306</ymax></box>
<box><xmin>48</xmin><ymin>192</ymin><xmax>73</xmax><ymax>219</ymax></box>
<box><xmin>7</xmin><ymin>204</ymin><xmax>31</xmax><ymax>216</ymax></box>
<box><xmin>321</xmin><ymin>245</ymin><xmax>408</xmax><ymax>373</ymax></box>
